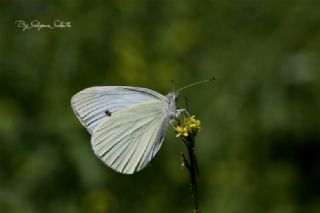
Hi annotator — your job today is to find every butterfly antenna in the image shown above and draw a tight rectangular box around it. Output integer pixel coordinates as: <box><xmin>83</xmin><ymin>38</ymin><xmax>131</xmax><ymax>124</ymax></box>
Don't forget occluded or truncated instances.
<box><xmin>176</xmin><ymin>76</ymin><xmax>216</xmax><ymax>93</ymax></box>
<box><xmin>170</xmin><ymin>80</ymin><xmax>175</xmax><ymax>92</ymax></box>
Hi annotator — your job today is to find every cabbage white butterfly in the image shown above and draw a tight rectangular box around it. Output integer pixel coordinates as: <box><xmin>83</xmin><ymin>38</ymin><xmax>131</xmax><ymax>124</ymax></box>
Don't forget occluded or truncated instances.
<box><xmin>71</xmin><ymin>78</ymin><xmax>214</xmax><ymax>174</ymax></box>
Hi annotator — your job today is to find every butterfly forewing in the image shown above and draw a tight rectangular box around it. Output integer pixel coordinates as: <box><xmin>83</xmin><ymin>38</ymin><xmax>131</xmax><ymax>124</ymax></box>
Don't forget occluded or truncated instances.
<box><xmin>91</xmin><ymin>100</ymin><xmax>170</xmax><ymax>174</ymax></box>
<box><xmin>71</xmin><ymin>86</ymin><xmax>166</xmax><ymax>134</ymax></box>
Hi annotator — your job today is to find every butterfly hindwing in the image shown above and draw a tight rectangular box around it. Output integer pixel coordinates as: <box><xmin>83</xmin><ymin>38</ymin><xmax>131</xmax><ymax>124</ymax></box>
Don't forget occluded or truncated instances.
<box><xmin>91</xmin><ymin>100</ymin><xmax>170</xmax><ymax>174</ymax></box>
<box><xmin>71</xmin><ymin>86</ymin><xmax>166</xmax><ymax>134</ymax></box>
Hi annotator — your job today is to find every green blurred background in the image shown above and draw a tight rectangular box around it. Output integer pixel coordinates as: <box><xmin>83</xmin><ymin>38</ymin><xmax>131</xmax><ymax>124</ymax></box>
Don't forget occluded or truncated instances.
<box><xmin>1</xmin><ymin>0</ymin><xmax>320</xmax><ymax>212</ymax></box>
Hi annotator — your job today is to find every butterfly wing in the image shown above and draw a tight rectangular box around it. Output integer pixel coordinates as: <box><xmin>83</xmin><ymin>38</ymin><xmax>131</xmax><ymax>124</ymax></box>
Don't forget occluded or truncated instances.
<box><xmin>91</xmin><ymin>100</ymin><xmax>170</xmax><ymax>174</ymax></box>
<box><xmin>71</xmin><ymin>86</ymin><xmax>166</xmax><ymax>134</ymax></box>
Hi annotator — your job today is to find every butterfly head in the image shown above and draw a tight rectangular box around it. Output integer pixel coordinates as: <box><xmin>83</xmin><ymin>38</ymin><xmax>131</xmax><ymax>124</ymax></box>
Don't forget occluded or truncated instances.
<box><xmin>166</xmin><ymin>92</ymin><xmax>179</xmax><ymax>103</ymax></box>
<box><xmin>166</xmin><ymin>92</ymin><xmax>179</xmax><ymax>118</ymax></box>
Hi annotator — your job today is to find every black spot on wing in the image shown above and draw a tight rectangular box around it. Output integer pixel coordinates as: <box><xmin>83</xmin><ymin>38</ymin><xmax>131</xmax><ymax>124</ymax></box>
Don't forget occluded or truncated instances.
<box><xmin>105</xmin><ymin>110</ymin><xmax>112</xmax><ymax>116</ymax></box>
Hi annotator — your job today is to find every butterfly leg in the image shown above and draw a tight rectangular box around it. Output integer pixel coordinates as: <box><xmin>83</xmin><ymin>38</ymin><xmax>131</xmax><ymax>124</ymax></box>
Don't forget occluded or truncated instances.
<box><xmin>169</xmin><ymin>119</ymin><xmax>178</xmax><ymax>128</ymax></box>
<box><xmin>176</xmin><ymin>108</ymin><xmax>190</xmax><ymax>118</ymax></box>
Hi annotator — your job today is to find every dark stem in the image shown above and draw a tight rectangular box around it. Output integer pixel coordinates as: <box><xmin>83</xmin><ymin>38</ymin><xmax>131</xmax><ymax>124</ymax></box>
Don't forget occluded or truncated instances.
<box><xmin>184</xmin><ymin>137</ymin><xmax>200</xmax><ymax>213</ymax></box>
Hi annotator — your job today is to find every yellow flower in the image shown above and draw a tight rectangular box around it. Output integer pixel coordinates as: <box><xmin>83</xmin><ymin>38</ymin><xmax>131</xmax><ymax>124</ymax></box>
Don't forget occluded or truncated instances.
<box><xmin>175</xmin><ymin>126</ymin><xmax>189</xmax><ymax>138</ymax></box>
<box><xmin>175</xmin><ymin>115</ymin><xmax>201</xmax><ymax>139</ymax></box>
<box><xmin>190</xmin><ymin>120</ymin><xmax>201</xmax><ymax>131</ymax></box>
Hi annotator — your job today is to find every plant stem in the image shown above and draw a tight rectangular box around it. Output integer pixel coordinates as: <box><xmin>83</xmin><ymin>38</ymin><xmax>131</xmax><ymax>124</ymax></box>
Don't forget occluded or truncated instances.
<box><xmin>185</xmin><ymin>137</ymin><xmax>200</xmax><ymax>213</ymax></box>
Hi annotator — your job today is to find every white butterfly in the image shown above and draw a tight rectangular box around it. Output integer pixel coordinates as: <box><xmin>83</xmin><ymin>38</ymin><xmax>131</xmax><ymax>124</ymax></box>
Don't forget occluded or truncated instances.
<box><xmin>71</xmin><ymin>79</ymin><xmax>213</xmax><ymax>174</ymax></box>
